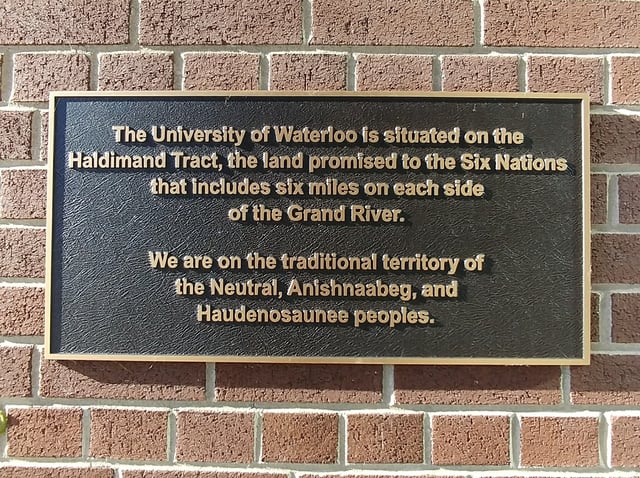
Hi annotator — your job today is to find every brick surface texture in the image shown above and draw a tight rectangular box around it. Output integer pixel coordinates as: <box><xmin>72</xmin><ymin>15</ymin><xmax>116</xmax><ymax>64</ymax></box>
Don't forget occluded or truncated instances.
<box><xmin>572</xmin><ymin>355</ymin><xmax>640</xmax><ymax>405</ymax></box>
<box><xmin>356</xmin><ymin>55</ymin><xmax>432</xmax><ymax>91</ymax></box>
<box><xmin>591</xmin><ymin>174</ymin><xmax>607</xmax><ymax>224</ymax></box>
<box><xmin>0</xmin><ymin>111</ymin><xmax>32</xmax><ymax>161</ymax></box>
<box><xmin>0</xmin><ymin>286</ymin><xmax>44</xmax><ymax>335</ymax></box>
<box><xmin>99</xmin><ymin>53</ymin><xmax>174</xmax><ymax>91</ymax></box>
<box><xmin>0</xmin><ymin>467</ymin><xmax>114</xmax><ymax>478</ymax></box>
<box><xmin>442</xmin><ymin>55</ymin><xmax>519</xmax><ymax>92</ymax></box>
<box><xmin>0</xmin><ymin>346</ymin><xmax>32</xmax><ymax>397</ymax></box>
<box><xmin>183</xmin><ymin>54</ymin><xmax>260</xmax><ymax>90</ymax></box>
<box><xmin>611</xmin><ymin>415</ymin><xmax>640</xmax><ymax>467</ymax></box>
<box><xmin>527</xmin><ymin>55</ymin><xmax>604</xmax><ymax>103</ymax></box>
<box><xmin>0</xmin><ymin>228</ymin><xmax>45</xmax><ymax>277</ymax></box>
<box><xmin>618</xmin><ymin>175</ymin><xmax>640</xmax><ymax>223</ymax></box>
<box><xmin>13</xmin><ymin>53</ymin><xmax>90</xmax><ymax>101</ymax></box>
<box><xmin>270</xmin><ymin>54</ymin><xmax>347</xmax><ymax>91</ymax></box>
<box><xmin>612</xmin><ymin>56</ymin><xmax>640</xmax><ymax>104</ymax></box>
<box><xmin>0</xmin><ymin>169</ymin><xmax>47</xmax><ymax>219</ymax></box>
<box><xmin>612</xmin><ymin>293</ymin><xmax>640</xmax><ymax>343</ymax></box>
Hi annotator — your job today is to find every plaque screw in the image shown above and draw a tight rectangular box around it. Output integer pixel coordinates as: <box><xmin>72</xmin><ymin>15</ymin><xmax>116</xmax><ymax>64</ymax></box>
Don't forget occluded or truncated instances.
<box><xmin>0</xmin><ymin>411</ymin><xmax>6</xmax><ymax>434</ymax></box>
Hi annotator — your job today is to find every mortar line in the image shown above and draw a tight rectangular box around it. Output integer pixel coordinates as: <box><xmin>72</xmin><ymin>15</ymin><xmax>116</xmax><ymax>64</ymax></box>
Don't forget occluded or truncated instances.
<box><xmin>205</xmin><ymin>362</ymin><xmax>216</xmax><ymax>402</ymax></box>
<box><xmin>0</xmin><ymin>404</ymin><xmax>7</xmax><ymax>459</ymax></box>
<box><xmin>303</xmin><ymin>0</ymin><xmax>313</xmax><ymax>46</ymax></box>
<box><xmin>346</xmin><ymin>53</ymin><xmax>356</xmax><ymax>91</ymax></box>
<box><xmin>473</xmin><ymin>0</ymin><xmax>484</xmax><ymax>47</ymax></box>
<box><xmin>89</xmin><ymin>51</ymin><xmax>99</xmax><ymax>91</ymax></box>
<box><xmin>609</xmin><ymin>173</ymin><xmax>620</xmax><ymax>225</ymax></box>
<box><xmin>423</xmin><ymin>412</ymin><xmax>431</xmax><ymax>465</ymax></box>
<box><xmin>560</xmin><ymin>365</ymin><xmax>572</xmax><ymax>405</ymax></box>
<box><xmin>433</xmin><ymin>55</ymin><xmax>443</xmax><ymax>91</ymax></box>
<box><xmin>382</xmin><ymin>364</ymin><xmax>394</xmax><ymax>406</ymax></box>
<box><xmin>261</xmin><ymin>54</ymin><xmax>270</xmax><ymax>91</ymax></box>
<box><xmin>599</xmin><ymin>412</ymin><xmax>609</xmax><ymax>468</ymax></box>
<box><xmin>174</xmin><ymin>50</ymin><xmax>185</xmax><ymax>91</ymax></box>
<box><xmin>130</xmin><ymin>0</ymin><xmax>141</xmax><ymax>47</ymax></box>
<box><xmin>3</xmin><ymin>50</ymin><xmax>14</xmax><ymax>105</ymax></box>
<box><xmin>338</xmin><ymin>412</ymin><xmax>347</xmax><ymax>465</ymax></box>
<box><xmin>30</xmin><ymin>345</ymin><xmax>41</xmax><ymax>399</ymax></box>
<box><xmin>29</xmin><ymin>106</ymin><xmax>42</xmax><ymax>163</ymax></box>
<box><xmin>511</xmin><ymin>413</ymin><xmax>520</xmax><ymax>468</ymax></box>
<box><xmin>255</xmin><ymin>411</ymin><xmax>263</xmax><ymax>463</ymax></box>
<box><xmin>518</xmin><ymin>55</ymin><xmax>527</xmax><ymax>92</ymax></box>
<box><xmin>168</xmin><ymin>409</ymin><xmax>177</xmax><ymax>463</ymax></box>
<box><xmin>601</xmin><ymin>292</ymin><xmax>613</xmax><ymax>345</ymax></box>
<box><xmin>81</xmin><ymin>408</ymin><xmax>91</xmax><ymax>459</ymax></box>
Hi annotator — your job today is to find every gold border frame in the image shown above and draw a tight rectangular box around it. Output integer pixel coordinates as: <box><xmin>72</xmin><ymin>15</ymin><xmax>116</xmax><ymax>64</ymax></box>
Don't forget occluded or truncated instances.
<box><xmin>45</xmin><ymin>91</ymin><xmax>591</xmax><ymax>365</ymax></box>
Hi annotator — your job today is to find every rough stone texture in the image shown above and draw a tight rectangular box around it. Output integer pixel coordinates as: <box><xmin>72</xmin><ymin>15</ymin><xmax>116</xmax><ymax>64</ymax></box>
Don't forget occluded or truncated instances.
<box><xmin>611</xmin><ymin>415</ymin><xmax>640</xmax><ymax>467</ymax></box>
<box><xmin>591</xmin><ymin>293</ymin><xmax>600</xmax><ymax>343</ymax></box>
<box><xmin>485</xmin><ymin>0</ymin><xmax>640</xmax><ymax>48</ymax></box>
<box><xmin>520</xmin><ymin>416</ymin><xmax>599</xmax><ymax>467</ymax></box>
<box><xmin>612</xmin><ymin>294</ymin><xmax>640</xmax><ymax>343</ymax></box>
<box><xmin>572</xmin><ymin>355</ymin><xmax>640</xmax><ymax>405</ymax></box>
<box><xmin>0</xmin><ymin>0</ymin><xmax>128</xmax><ymax>45</ymax></box>
<box><xmin>612</xmin><ymin>56</ymin><xmax>640</xmax><ymax>104</ymax></box>
<box><xmin>176</xmin><ymin>411</ymin><xmax>254</xmax><ymax>463</ymax></box>
<box><xmin>0</xmin><ymin>228</ymin><xmax>45</xmax><ymax>278</ymax></box>
<box><xmin>591</xmin><ymin>174</ymin><xmax>607</xmax><ymax>224</ymax></box>
<box><xmin>592</xmin><ymin>234</ymin><xmax>640</xmax><ymax>284</ymax></box>
<box><xmin>0</xmin><ymin>169</ymin><xmax>47</xmax><ymax>219</ymax></box>
<box><xmin>99</xmin><ymin>53</ymin><xmax>173</xmax><ymax>91</ymax></box>
<box><xmin>123</xmin><ymin>473</ymin><xmax>287</xmax><ymax>478</ymax></box>
<box><xmin>183</xmin><ymin>54</ymin><xmax>260</xmax><ymax>90</ymax></box>
<box><xmin>312</xmin><ymin>0</ymin><xmax>473</xmax><ymax>46</ymax></box>
<box><xmin>347</xmin><ymin>413</ymin><xmax>423</xmax><ymax>464</ymax></box>
<box><xmin>262</xmin><ymin>413</ymin><xmax>338</xmax><ymax>463</ymax></box>
<box><xmin>355</xmin><ymin>55</ymin><xmax>432</xmax><ymax>91</ymax></box>
<box><xmin>591</xmin><ymin>114</ymin><xmax>640</xmax><ymax>164</ymax></box>
<box><xmin>0</xmin><ymin>286</ymin><xmax>45</xmax><ymax>336</ymax></box>
<box><xmin>215</xmin><ymin>363</ymin><xmax>382</xmax><ymax>403</ymax></box>
<box><xmin>270</xmin><ymin>54</ymin><xmax>347</xmax><ymax>91</ymax></box>
<box><xmin>619</xmin><ymin>175</ymin><xmax>640</xmax><ymax>223</ymax></box>
<box><xmin>431</xmin><ymin>415</ymin><xmax>510</xmax><ymax>465</ymax></box>
<box><xmin>90</xmin><ymin>409</ymin><xmax>168</xmax><ymax>461</ymax></box>
<box><xmin>527</xmin><ymin>56</ymin><xmax>604</xmax><ymax>104</ymax></box>
<box><xmin>442</xmin><ymin>55</ymin><xmax>519</xmax><ymax>92</ymax></box>
<box><xmin>13</xmin><ymin>53</ymin><xmax>90</xmax><ymax>102</ymax></box>
<box><xmin>40</xmin><ymin>360</ymin><xmax>205</xmax><ymax>400</ymax></box>
<box><xmin>139</xmin><ymin>0</ymin><xmax>301</xmax><ymax>45</ymax></box>
<box><xmin>0</xmin><ymin>346</ymin><xmax>32</xmax><ymax>397</ymax></box>
<box><xmin>0</xmin><ymin>111</ymin><xmax>32</xmax><ymax>161</ymax></box>
<box><xmin>40</xmin><ymin>111</ymin><xmax>49</xmax><ymax>162</ymax></box>
<box><xmin>0</xmin><ymin>467</ymin><xmax>114</xmax><ymax>478</ymax></box>
<box><xmin>395</xmin><ymin>365</ymin><xmax>560</xmax><ymax>405</ymax></box>
<box><xmin>7</xmin><ymin>407</ymin><xmax>83</xmax><ymax>458</ymax></box>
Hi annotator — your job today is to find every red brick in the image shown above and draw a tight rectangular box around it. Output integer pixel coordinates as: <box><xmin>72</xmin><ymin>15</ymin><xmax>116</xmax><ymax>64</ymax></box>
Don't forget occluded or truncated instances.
<box><xmin>41</xmin><ymin>111</ymin><xmax>49</xmax><ymax>162</ymax></box>
<box><xmin>0</xmin><ymin>346</ymin><xmax>32</xmax><ymax>397</ymax></box>
<box><xmin>262</xmin><ymin>412</ymin><xmax>338</xmax><ymax>463</ymax></box>
<box><xmin>591</xmin><ymin>174</ymin><xmax>607</xmax><ymax>224</ymax></box>
<box><xmin>0</xmin><ymin>0</ymin><xmax>128</xmax><ymax>45</ymax></box>
<box><xmin>395</xmin><ymin>365</ymin><xmax>560</xmax><ymax>405</ymax></box>
<box><xmin>99</xmin><ymin>53</ymin><xmax>173</xmax><ymax>91</ymax></box>
<box><xmin>0</xmin><ymin>111</ymin><xmax>32</xmax><ymax>161</ymax></box>
<box><xmin>612</xmin><ymin>294</ymin><xmax>640</xmax><ymax>343</ymax></box>
<box><xmin>619</xmin><ymin>176</ymin><xmax>640</xmax><ymax>223</ymax></box>
<box><xmin>612</xmin><ymin>56</ymin><xmax>640</xmax><ymax>104</ymax></box>
<box><xmin>270</xmin><ymin>54</ymin><xmax>346</xmax><ymax>91</ymax></box>
<box><xmin>0</xmin><ymin>169</ymin><xmax>47</xmax><ymax>219</ymax></box>
<box><xmin>611</xmin><ymin>415</ymin><xmax>640</xmax><ymax>467</ymax></box>
<box><xmin>431</xmin><ymin>415</ymin><xmax>510</xmax><ymax>465</ymax></box>
<box><xmin>527</xmin><ymin>56</ymin><xmax>604</xmax><ymax>104</ymax></box>
<box><xmin>90</xmin><ymin>408</ymin><xmax>168</xmax><ymax>461</ymax></box>
<box><xmin>520</xmin><ymin>416</ymin><xmax>599</xmax><ymax>467</ymax></box>
<box><xmin>485</xmin><ymin>0</ymin><xmax>640</xmax><ymax>48</ymax></box>
<box><xmin>0</xmin><ymin>228</ymin><xmax>45</xmax><ymax>278</ymax></box>
<box><xmin>591</xmin><ymin>115</ymin><xmax>640</xmax><ymax>164</ymax></box>
<box><xmin>0</xmin><ymin>286</ymin><xmax>44</xmax><ymax>335</ymax></box>
<box><xmin>442</xmin><ymin>55</ymin><xmax>519</xmax><ymax>92</ymax></box>
<box><xmin>347</xmin><ymin>413</ymin><xmax>423</xmax><ymax>464</ymax></box>
<box><xmin>183</xmin><ymin>54</ymin><xmax>260</xmax><ymax>91</ymax></box>
<box><xmin>40</xmin><ymin>360</ymin><xmax>205</xmax><ymax>400</ymax></box>
<box><xmin>0</xmin><ymin>466</ymin><xmax>114</xmax><ymax>478</ymax></box>
<box><xmin>356</xmin><ymin>55</ymin><xmax>432</xmax><ymax>91</ymax></box>
<box><xmin>13</xmin><ymin>54</ymin><xmax>90</xmax><ymax>102</ymax></box>
<box><xmin>312</xmin><ymin>0</ymin><xmax>473</xmax><ymax>46</ymax></box>
<box><xmin>176</xmin><ymin>411</ymin><xmax>253</xmax><ymax>463</ymax></box>
<box><xmin>592</xmin><ymin>234</ymin><xmax>640</xmax><ymax>284</ymax></box>
<box><xmin>123</xmin><ymin>473</ymin><xmax>286</xmax><ymax>478</ymax></box>
<box><xmin>7</xmin><ymin>407</ymin><xmax>82</xmax><ymax>458</ymax></box>
<box><xmin>215</xmin><ymin>363</ymin><xmax>382</xmax><ymax>403</ymax></box>
<box><xmin>572</xmin><ymin>355</ymin><xmax>640</xmax><ymax>405</ymax></box>
<box><xmin>591</xmin><ymin>293</ymin><xmax>600</xmax><ymax>343</ymax></box>
<box><xmin>139</xmin><ymin>0</ymin><xmax>300</xmax><ymax>45</ymax></box>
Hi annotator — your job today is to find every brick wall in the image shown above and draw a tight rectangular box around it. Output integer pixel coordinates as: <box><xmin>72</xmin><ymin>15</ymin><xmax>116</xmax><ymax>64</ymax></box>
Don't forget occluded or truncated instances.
<box><xmin>1</xmin><ymin>0</ymin><xmax>639</xmax><ymax>476</ymax></box>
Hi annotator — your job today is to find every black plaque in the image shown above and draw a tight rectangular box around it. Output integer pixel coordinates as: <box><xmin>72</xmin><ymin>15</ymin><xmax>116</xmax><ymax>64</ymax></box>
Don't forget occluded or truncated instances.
<box><xmin>46</xmin><ymin>92</ymin><xmax>590</xmax><ymax>364</ymax></box>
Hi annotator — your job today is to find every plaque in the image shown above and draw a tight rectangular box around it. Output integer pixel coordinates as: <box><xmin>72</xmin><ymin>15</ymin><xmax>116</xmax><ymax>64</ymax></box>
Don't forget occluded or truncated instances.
<box><xmin>46</xmin><ymin>92</ymin><xmax>590</xmax><ymax>364</ymax></box>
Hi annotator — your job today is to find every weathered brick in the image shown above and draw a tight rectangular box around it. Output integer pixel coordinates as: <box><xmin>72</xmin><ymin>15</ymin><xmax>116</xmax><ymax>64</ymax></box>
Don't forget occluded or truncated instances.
<box><xmin>0</xmin><ymin>228</ymin><xmax>46</xmax><ymax>278</ymax></box>
<box><xmin>0</xmin><ymin>111</ymin><xmax>32</xmax><ymax>161</ymax></box>
<box><xmin>591</xmin><ymin>174</ymin><xmax>607</xmax><ymax>224</ymax></box>
<box><xmin>591</xmin><ymin>115</ymin><xmax>640</xmax><ymax>164</ymax></box>
<box><xmin>123</xmin><ymin>472</ymin><xmax>287</xmax><ymax>478</ymax></box>
<box><xmin>262</xmin><ymin>412</ymin><xmax>338</xmax><ymax>463</ymax></box>
<box><xmin>13</xmin><ymin>54</ymin><xmax>90</xmax><ymax>102</ymax></box>
<box><xmin>270</xmin><ymin>54</ymin><xmax>346</xmax><ymax>91</ymax></box>
<box><xmin>442</xmin><ymin>55</ymin><xmax>519</xmax><ymax>92</ymax></box>
<box><xmin>0</xmin><ymin>466</ymin><xmax>114</xmax><ymax>478</ymax></box>
<box><xmin>520</xmin><ymin>416</ymin><xmax>599</xmax><ymax>467</ymax></box>
<box><xmin>7</xmin><ymin>407</ymin><xmax>82</xmax><ymax>457</ymax></box>
<box><xmin>592</xmin><ymin>234</ymin><xmax>640</xmax><ymax>284</ymax></box>
<box><xmin>90</xmin><ymin>408</ymin><xmax>168</xmax><ymax>461</ymax></box>
<box><xmin>176</xmin><ymin>411</ymin><xmax>253</xmax><ymax>463</ymax></box>
<box><xmin>0</xmin><ymin>169</ymin><xmax>47</xmax><ymax>219</ymax></box>
<box><xmin>0</xmin><ymin>286</ymin><xmax>44</xmax><ymax>335</ymax></box>
<box><xmin>591</xmin><ymin>293</ymin><xmax>600</xmax><ymax>343</ymax></box>
<box><xmin>619</xmin><ymin>176</ymin><xmax>640</xmax><ymax>223</ymax></box>
<box><xmin>215</xmin><ymin>363</ymin><xmax>382</xmax><ymax>403</ymax></box>
<box><xmin>395</xmin><ymin>365</ymin><xmax>560</xmax><ymax>405</ymax></box>
<box><xmin>356</xmin><ymin>55</ymin><xmax>432</xmax><ymax>91</ymax></box>
<box><xmin>0</xmin><ymin>0</ymin><xmax>128</xmax><ymax>45</ymax></box>
<box><xmin>611</xmin><ymin>415</ymin><xmax>640</xmax><ymax>467</ymax></box>
<box><xmin>40</xmin><ymin>360</ymin><xmax>205</xmax><ymax>400</ymax></box>
<box><xmin>527</xmin><ymin>56</ymin><xmax>603</xmax><ymax>103</ymax></box>
<box><xmin>572</xmin><ymin>355</ymin><xmax>640</xmax><ymax>405</ymax></box>
<box><xmin>99</xmin><ymin>53</ymin><xmax>173</xmax><ymax>91</ymax></box>
<box><xmin>347</xmin><ymin>413</ymin><xmax>423</xmax><ymax>464</ymax></box>
<box><xmin>485</xmin><ymin>0</ymin><xmax>640</xmax><ymax>48</ymax></box>
<box><xmin>0</xmin><ymin>346</ymin><xmax>32</xmax><ymax>397</ymax></box>
<box><xmin>139</xmin><ymin>0</ymin><xmax>300</xmax><ymax>45</ymax></box>
<box><xmin>183</xmin><ymin>54</ymin><xmax>260</xmax><ymax>91</ymax></box>
<box><xmin>312</xmin><ymin>0</ymin><xmax>473</xmax><ymax>46</ymax></box>
<box><xmin>612</xmin><ymin>56</ymin><xmax>640</xmax><ymax>104</ymax></box>
<box><xmin>612</xmin><ymin>294</ymin><xmax>640</xmax><ymax>343</ymax></box>
<box><xmin>431</xmin><ymin>415</ymin><xmax>510</xmax><ymax>465</ymax></box>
